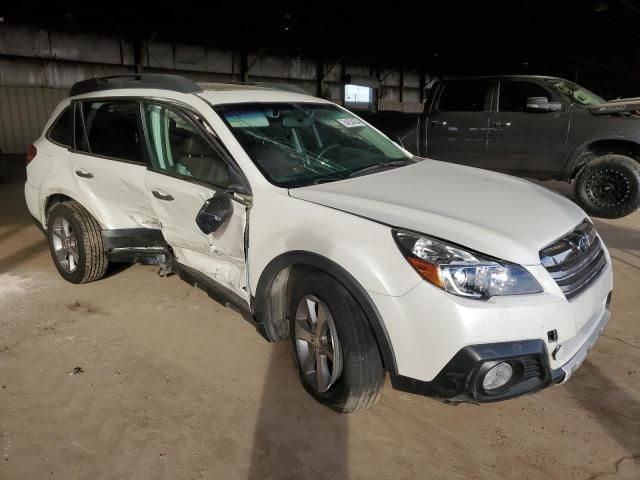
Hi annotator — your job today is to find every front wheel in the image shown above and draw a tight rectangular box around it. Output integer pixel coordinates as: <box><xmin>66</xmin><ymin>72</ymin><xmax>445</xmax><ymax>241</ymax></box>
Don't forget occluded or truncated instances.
<box><xmin>573</xmin><ymin>154</ymin><xmax>640</xmax><ymax>218</ymax></box>
<box><xmin>289</xmin><ymin>271</ymin><xmax>385</xmax><ymax>413</ymax></box>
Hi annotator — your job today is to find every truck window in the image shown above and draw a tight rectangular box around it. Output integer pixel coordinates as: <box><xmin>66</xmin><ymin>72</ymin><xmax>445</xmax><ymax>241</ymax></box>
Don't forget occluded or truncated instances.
<box><xmin>438</xmin><ymin>81</ymin><xmax>488</xmax><ymax>112</ymax></box>
<box><xmin>499</xmin><ymin>81</ymin><xmax>553</xmax><ymax>112</ymax></box>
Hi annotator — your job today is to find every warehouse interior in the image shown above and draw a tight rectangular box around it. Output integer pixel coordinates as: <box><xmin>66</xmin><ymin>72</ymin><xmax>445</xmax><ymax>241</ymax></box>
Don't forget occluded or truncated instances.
<box><xmin>3</xmin><ymin>2</ymin><xmax>640</xmax><ymax>173</ymax></box>
<box><xmin>1</xmin><ymin>2</ymin><xmax>640</xmax><ymax>479</ymax></box>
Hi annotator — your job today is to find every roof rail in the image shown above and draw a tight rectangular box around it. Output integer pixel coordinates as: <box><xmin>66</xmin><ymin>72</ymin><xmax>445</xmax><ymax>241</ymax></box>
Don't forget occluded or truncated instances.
<box><xmin>245</xmin><ymin>81</ymin><xmax>312</xmax><ymax>95</ymax></box>
<box><xmin>70</xmin><ymin>74</ymin><xmax>203</xmax><ymax>97</ymax></box>
<box><xmin>197</xmin><ymin>81</ymin><xmax>313</xmax><ymax>96</ymax></box>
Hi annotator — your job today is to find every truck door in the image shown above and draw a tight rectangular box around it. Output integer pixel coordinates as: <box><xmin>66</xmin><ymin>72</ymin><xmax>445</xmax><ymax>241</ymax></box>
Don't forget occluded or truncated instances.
<box><xmin>426</xmin><ymin>80</ymin><xmax>491</xmax><ymax>166</ymax></box>
<box><xmin>486</xmin><ymin>80</ymin><xmax>570</xmax><ymax>175</ymax></box>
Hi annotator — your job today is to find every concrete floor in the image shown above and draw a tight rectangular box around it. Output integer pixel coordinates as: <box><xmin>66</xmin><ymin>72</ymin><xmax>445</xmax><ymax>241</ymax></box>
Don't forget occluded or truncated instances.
<box><xmin>0</xmin><ymin>180</ymin><xmax>639</xmax><ymax>480</ymax></box>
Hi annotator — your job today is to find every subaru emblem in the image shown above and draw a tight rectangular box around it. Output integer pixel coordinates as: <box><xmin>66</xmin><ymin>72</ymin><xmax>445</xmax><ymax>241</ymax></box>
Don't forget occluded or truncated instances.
<box><xmin>577</xmin><ymin>234</ymin><xmax>591</xmax><ymax>253</ymax></box>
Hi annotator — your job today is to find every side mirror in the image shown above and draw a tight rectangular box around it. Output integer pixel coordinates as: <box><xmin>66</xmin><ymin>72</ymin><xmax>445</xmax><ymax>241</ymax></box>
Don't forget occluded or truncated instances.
<box><xmin>196</xmin><ymin>191</ymin><xmax>233</xmax><ymax>234</ymax></box>
<box><xmin>526</xmin><ymin>96</ymin><xmax>562</xmax><ymax>113</ymax></box>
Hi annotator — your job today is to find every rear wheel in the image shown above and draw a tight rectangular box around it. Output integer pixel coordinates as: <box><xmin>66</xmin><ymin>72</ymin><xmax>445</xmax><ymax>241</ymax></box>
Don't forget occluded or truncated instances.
<box><xmin>46</xmin><ymin>201</ymin><xmax>108</xmax><ymax>284</ymax></box>
<box><xmin>289</xmin><ymin>271</ymin><xmax>385</xmax><ymax>413</ymax></box>
<box><xmin>573</xmin><ymin>154</ymin><xmax>640</xmax><ymax>218</ymax></box>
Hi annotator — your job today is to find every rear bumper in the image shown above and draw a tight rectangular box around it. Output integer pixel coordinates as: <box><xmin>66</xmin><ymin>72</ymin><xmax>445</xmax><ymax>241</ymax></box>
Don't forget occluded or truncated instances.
<box><xmin>390</xmin><ymin>293</ymin><xmax>611</xmax><ymax>403</ymax></box>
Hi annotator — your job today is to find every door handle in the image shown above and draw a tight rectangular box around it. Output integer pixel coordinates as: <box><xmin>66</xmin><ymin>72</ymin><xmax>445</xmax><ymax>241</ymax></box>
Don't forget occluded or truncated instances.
<box><xmin>152</xmin><ymin>190</ymin><xmax>174</xmax><ymax>201</ymax></box>
<box><xmin>431</xmin><ymin>120</ymin><xmax>447</xmax><ymax>126</ymax></box>
<box><xmin>75</xmin><ymin>169</ymin><xmax>94</xmax><ymax>179</ymax></box>
<box><xmin>493</xmin><ymin>121</ymin><xmax>512</xmax><ymax>127</ymax></box>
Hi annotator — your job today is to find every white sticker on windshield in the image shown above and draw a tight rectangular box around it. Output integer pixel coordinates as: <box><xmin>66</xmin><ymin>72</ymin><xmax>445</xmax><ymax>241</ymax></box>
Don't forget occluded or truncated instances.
<box><xmin>336</xmin><ymin>117</ymin><xmax>365</xmax><ymax>128</ymax></box>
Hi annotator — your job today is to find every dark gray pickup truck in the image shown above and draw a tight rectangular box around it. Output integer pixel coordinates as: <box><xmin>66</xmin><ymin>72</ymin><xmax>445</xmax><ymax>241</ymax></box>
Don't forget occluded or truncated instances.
<box><xmin>361</xmin><ymin>75</ymin><xmax>640</xmax><ymax>218</ymax></box>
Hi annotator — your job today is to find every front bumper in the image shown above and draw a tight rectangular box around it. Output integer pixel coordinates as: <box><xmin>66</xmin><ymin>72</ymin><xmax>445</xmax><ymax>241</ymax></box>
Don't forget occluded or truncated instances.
<box><xmin>552</xmin><ymin>299</ymin><xmax>610</xmax><ymax>384</ymax></box>
<box><xmin>390</xmin><ymin>293</ymin><xmax>611</xmax><ymax>403</ymax></box>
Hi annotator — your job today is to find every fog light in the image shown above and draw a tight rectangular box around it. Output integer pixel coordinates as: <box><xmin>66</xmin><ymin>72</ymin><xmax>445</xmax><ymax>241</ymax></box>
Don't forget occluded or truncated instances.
<box><xmin>482</xmin><ymin>362</ymin><xmax>513</xmax><ymax>391</ymax></box>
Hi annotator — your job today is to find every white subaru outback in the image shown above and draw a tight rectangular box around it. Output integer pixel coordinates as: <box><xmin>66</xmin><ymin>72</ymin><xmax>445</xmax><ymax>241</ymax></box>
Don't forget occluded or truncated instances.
<box><xmin>25</xmin><ymin>74</ymin><xmax>613</xmax><ymax>412</ymax></box>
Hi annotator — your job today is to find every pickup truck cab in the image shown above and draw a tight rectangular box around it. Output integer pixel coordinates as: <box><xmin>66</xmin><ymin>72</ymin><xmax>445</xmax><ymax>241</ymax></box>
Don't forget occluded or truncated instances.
<box><xmin>368</xmin><ymin>75</ymin><xmax>640</xmax><ymax>219</ymax></box>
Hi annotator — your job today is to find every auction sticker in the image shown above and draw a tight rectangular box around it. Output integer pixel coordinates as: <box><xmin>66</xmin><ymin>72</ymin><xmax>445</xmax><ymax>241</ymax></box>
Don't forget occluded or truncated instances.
<box><xmin>336</xmin><ymin>118</ymin><xmax>365</xmax><ymax>128</ymax></box>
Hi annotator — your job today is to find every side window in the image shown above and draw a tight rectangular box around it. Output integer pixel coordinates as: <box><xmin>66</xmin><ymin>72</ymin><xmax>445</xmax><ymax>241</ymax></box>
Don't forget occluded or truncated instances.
<box><xmin>499</xmin><ymin>82</ymin><xmax>554</xmax><ymax>112</ymax></box>
<box><xmin>142</xmin><ymin>103</ymin><xmax>231</xmax><ymax>187</ymax></box>
<box><xmin>438</xmin><ymin>81</ymin><xmax>489</xmax><ymax>112</ymax></box>
<box><xmin>79</xmin><ymin>101</ymin><xmax>143</xmax><ymax>162</ymax></box>
<box><xmin>48</xmin><ymin>107</ymin><xmax>72</xmax><ymax>147</ymax></box>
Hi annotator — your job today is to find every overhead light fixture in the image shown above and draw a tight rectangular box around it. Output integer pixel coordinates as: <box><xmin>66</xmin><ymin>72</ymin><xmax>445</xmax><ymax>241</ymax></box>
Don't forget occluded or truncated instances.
<box><xmin>592</xmin><ymin>1</ymin><xmax>609</xmax><ymax>12</ymax></box>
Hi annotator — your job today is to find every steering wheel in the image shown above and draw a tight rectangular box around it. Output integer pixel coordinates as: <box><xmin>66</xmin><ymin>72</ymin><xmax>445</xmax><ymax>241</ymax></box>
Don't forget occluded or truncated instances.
<box><xmin>314</xmin><ymin>143</ymin><xmax>341</xmax><ymax>164</ymax></box>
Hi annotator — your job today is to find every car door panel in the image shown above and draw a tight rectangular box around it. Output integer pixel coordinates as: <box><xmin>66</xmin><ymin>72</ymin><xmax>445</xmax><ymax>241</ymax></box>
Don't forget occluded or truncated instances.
<box><xmin>145</xmin><ymin>173</ymin><xmax>244</xmax><ymax>257</ymax></box>
<box><xmin>144</xmin><ymin>172</ymin><xmax>248</xmax><ymax>297</ymax></box>
<box><xmin>70</xmin><ymin>100</ymin><xmax>157</xmax><ymax>229</ymax></box>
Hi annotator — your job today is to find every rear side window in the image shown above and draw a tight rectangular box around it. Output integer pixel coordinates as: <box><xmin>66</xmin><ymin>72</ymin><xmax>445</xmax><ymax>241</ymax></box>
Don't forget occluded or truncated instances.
<box><xmin>48</xmin><ymin>107</ymin><xmax>72</xmax><ymax>147</ymax></box>
<box><xmin>438</xmin><ymin>81</ymin><xmax>488</xmax><ymax>112</ymax></box>
<box><xmin>499</xmin><ymin>81</ymin><xmax>554</xmax><ymax>112</ymax></box>
<box><xmin>78</xmin><ymin>101</ymin><xmax>143</xmax><ymax>162</ymax></box>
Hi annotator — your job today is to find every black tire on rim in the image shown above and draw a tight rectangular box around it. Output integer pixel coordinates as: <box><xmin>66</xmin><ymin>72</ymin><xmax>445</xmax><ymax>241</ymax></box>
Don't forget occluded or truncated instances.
<box><xmin>46</xmin><ymin>201</ymin><xmax>109</xmax><ymax>284</ymax></box>
<box><xmin>573</xmin><ymin>154</ymin><xmax>640</xmax><ymax>219</ymax></box>
<box><xmin>289</xmin><ymin>271</ymin><xmax>385</xmax><ymax>413</ymax></box>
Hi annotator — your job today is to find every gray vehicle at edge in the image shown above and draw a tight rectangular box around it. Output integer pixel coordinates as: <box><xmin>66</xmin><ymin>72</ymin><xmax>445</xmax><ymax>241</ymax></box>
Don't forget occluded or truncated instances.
<box><xmin>365</xmin><ymin>75</ymin><xmax>640</xmax><ymax>219</ymax></box>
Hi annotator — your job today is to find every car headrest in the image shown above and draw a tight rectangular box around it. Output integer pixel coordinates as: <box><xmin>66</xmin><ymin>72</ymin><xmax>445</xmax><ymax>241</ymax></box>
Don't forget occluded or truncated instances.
<box><xmin>183</xmin><ymin>136</ymin><xmax>211</xmax><ymax>157</ymax></box>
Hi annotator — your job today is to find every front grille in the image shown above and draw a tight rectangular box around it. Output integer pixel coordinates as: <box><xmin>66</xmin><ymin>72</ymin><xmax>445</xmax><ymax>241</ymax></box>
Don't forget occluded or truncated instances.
<box><xmin>540</xmin><ymin>220</ymin><xmax>607</xmax><ymax>301</ymax></box>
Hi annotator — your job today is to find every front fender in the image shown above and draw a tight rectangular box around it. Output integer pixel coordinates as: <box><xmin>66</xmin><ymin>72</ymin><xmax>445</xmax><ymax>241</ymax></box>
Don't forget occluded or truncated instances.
<box><xmin>253</xmin><ymin>250</ymin><xmax>400</xmax><ymax>374</ymax></box>
<box><xmin>564</xmin><ymin>135</ymin><xmax>640</xmax><ymax>180</ymax></box>
<box><xmin>248</xmin><ymin>189</ymin><xmax>420</xmax><ymax>298</ymax></box>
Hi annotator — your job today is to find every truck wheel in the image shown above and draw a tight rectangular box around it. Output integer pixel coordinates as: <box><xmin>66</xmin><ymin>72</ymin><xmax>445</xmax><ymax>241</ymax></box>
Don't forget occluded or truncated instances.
<box><xmin>573</xmin><ymin>154</ymin><xmax>640</xmax><ymax>219</ymax></box>
<box><xmin>289</xmin><ymin>271</ymin><xmax>385</xmax><ymax>413</ymax></box>
<box><xmin>46</xmin><ymin>201</ymin><xmax>109</xmax><ymax>284</ymax></box>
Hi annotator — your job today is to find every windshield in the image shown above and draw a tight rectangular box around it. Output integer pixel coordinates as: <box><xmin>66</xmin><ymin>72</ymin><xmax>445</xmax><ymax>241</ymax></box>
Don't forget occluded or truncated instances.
<box><xmin>545</xmin><ymin>79</ymin><xmax>606</xmax><ymax>107</ymax></box>
<box><xmin>214</xmin><ymin>102</ymin><xmax>412</xmax><ymax>188</ymax></box>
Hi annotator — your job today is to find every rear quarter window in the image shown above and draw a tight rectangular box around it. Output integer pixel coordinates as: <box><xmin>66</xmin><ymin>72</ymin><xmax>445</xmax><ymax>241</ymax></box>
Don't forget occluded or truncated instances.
<box><xmin>48</xmin><ymin>107</ymin><xmax>73</xmax><ymax>147</ymax></box>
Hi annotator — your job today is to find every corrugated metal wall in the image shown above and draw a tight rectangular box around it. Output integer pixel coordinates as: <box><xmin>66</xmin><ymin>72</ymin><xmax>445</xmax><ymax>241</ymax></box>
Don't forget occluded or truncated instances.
<box><xmin>0</xmin><ymin>86</ymin><xmax>67</xmax><ymax>153</ymax></box>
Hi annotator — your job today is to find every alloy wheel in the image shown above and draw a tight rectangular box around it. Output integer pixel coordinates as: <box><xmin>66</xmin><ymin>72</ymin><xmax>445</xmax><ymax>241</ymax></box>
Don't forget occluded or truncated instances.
<box><xmin>586</xmin><ymin>169</ymin><xmax>631</xmax><ymax>207</ymax></box>
<box><xmin>294</xmin><ymin>295</ymin><xmax>343</xmax><ymax>393</ymax></box>
<box><xmin>51</xmin><ymin>217</ymin><xmax>79</xmax><ymax>273</ymax></box>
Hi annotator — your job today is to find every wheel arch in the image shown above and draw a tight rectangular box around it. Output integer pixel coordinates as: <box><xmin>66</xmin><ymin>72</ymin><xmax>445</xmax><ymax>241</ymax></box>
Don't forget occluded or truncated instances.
<box><xmin>41</xmin><ymin>189</ymin><xmax>106</xmax><ymax>231</ymax></box>
<box><xmin>566</xmin><ymin>138</ymin><xmax>640</xmax><ymax>180</ymax></box>
<box><xmin>252</xmin><ymin>250</ymin><xmax>398</xmax><ymax>375</ymax></box>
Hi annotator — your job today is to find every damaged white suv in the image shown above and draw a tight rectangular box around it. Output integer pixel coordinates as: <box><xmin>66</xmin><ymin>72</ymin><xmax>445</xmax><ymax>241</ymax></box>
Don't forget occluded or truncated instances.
<box><xmin>25</xmin><ymin>74</ymin><xmax>613</xmax><ymax>412</ymax></box>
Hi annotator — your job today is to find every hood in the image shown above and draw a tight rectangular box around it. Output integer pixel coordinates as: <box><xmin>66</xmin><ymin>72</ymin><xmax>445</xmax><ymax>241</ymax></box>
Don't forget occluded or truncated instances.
<box><xmin>589</xmin><ymin>97</ymin><xmax>640</xmax><ymax>116</ymax></box>
<box><xmin>289</xmin><ymin>160</ymin><xmax>586</xmax><ymax>265</ymax></box>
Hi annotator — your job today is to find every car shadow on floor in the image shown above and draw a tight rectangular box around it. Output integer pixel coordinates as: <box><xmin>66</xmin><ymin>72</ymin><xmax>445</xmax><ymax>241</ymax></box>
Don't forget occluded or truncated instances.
<box><xmin>0</xmin><ymin>224</ymin><xmax>29</xmax><ymax>244</ymax></box>
<box><xmin>0</xmin><ymin>237</ymin><xmax>48</xmax><ymax>274</ymax></box>
<box><xmin>565</xmin><ymin>361</ymin><xmax>640</xmax><ymax>455</ymax></box>
<box><xmin>248</xmin><ymin>342</ymin><xmax>349</xmax><ymax>480</ymax></box>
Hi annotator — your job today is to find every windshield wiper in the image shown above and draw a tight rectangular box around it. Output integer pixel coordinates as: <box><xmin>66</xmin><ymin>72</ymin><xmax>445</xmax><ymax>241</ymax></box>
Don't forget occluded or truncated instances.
<box><xmin>348</xmin><ymin>159</ymin><xmax>415</xmax><ymax>178</ymax></box>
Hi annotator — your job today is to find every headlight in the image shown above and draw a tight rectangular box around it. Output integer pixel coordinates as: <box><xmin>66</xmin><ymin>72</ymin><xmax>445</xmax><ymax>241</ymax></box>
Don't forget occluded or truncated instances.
<box><xmin>393</xmin><ymin>230</ymin><xmax>542</xmax><ymax>299</ymax></box>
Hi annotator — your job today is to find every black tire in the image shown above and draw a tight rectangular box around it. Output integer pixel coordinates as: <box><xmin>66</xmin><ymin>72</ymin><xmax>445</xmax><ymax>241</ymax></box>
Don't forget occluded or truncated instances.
<box><xmin>573</xmin><ymin>154</ymin><xmax>640</xmax><ymax>219</ymax></box>
<box><xmin>46</xmin><ymin>201</ymin><xmax>108</xmax><ymax>284</ymax></box>
<box><xmin>289</xmin><ymin>271</ymin><xmax>385</xmax><ymax>413</ymax></box>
